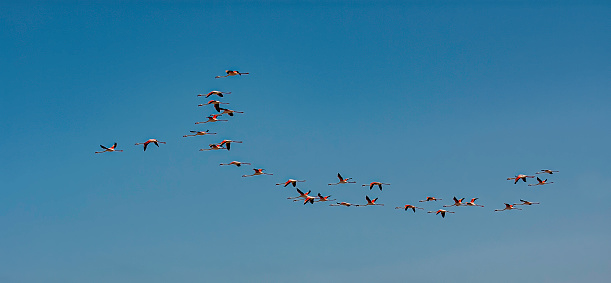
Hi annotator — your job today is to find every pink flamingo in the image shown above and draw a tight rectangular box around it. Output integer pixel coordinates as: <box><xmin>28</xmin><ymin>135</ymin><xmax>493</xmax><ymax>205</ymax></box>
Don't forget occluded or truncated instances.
<box><xmin>528</xmin><ymin>177</ymin><xmax>554</xmax><ymax>186</ymax></box>
<box><xmin>315</xmin><ymin>193</ymin><xmax>335</xmax><ymax>202</ymax></box>
<box><xmin>219</xmin><ymin>140</ymin><xmax>243</xmax><ymax>151</ymax></box>
<box><xmin>507</xmin><ymin>174</ymin><xmax>535</xmax><ymax>184</ymax></box>
<box><xmin>134</xmin><ymin>139</ymin><xmax>166</xmax><ymax>151</ymax></box>
<box><xmin>198</xmin><ymin>91</ymin><xmax>231</xmax><ymax>98</ymax></box>
<box><xmin>183</xmin><ymin>130</ymin><xmax>217</xmax><ymax>137</ymax></box>
<box><xmin>242</xmin><ymin>168</ymin><xmax>273</xmax><ymax>177</ymax></box>
<box><xmin>443</xmin><ymin>197</ymin><xmax>465</xmax><ymax>207</ymax></box>
<box><xmin>513</xmin><ymin>199</ymin><xmax>540</xmax><ymax>206</ymax></box>
<box><xmin>537</xmin><ymin>169</ymin><xmax>559</xmax><ymax>175</ymax></box>
<box><xmin>198</xmin><ymin>100</ymin><xmax>229</xmax><ymax>112</ymax></box>
<box><xmin>419</xmin><ymin>197</ymin><xmax>442</xmax><ymax>202</ymax></box>
<box><xmin>219</xmin><ymin>161</ymin><xmax>251</xmax><ymax>167</ymax></box>
<box><xmin>464</xmin><ymin>198</ymin><xmax>484</xmax><ymax>207</ymax></box>
<box><xmin>395</xmin><ymin>204</ymin><xmax>424</xmax><ymax>213</ymax></box>
<box><xmin>199</xmin><ymin>144</ymin><xmax>226</xmax><ymax>151</ymax></box>
<box><xmin>328</xmin><ymin>173</ymin><xmax>356</xmax><ymax>185</ymax></box>
<box><xmin>218</xmin><ymin>107</ymin><xmax>244</xmax><ymax>117</ymax></box>
<box><xmin>355</xmin><ymin>196</ymin><xmax>384</xmax><ymax>207</ymax></box>
<box><xmin>195</xmin><ymin>114</ymin><xmax>228</xmax><ymax>124</ymax></box>
<box><xmin>428</xmin><ymin>209</ymin><xmax>455</xmax><ymax>218</ymax></box>
<box><xmin>287</xmin><ymin>188</ymin><xmax>311</xmax><ymax>200</ymax></box>
<box><xmin>95</xmin><ymin>143</ymin><xmax>123</xmax><ymax>154</ymax></box>
<box><xmin>330</xmin><ymin>202</ymin><xmax>354</xmax><ymax>207</ymax></box>
<box><xmin>215</xmin><ymin>70</ymin><xmax>249</xmax><ymax>78</ymax></box>
<box><xmin>276</xmin><ymin>179</ymin><xmax>306</xmax><ymax>187</ymax></box>
<box><xmin>495</xmin><ymin>203</ymin><xmax>522</xmax><ymax>212</ymax></box>
<box><xmin>362</xmin><ymin>181</ymin><xmax>391</xmax><ymax>191</ymax></box>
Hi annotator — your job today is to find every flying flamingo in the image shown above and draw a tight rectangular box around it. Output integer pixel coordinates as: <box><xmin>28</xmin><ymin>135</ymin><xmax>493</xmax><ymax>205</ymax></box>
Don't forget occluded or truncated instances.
<box><xmin>242</xmin><ymin>168</ymin><xmax>273</xmax><ymax>177</ymax></box>
<box><xmin>443</xmin><ymin>197</ymin><xmax>465</xmax><ymax>207</ymax></box>
<box><xmin>464</xmin><ymin>198</ymin><xmax>484</xmax><ymax>207</ymax></box>
<box><xmin>287</xmin><ymin>188</ymin><xmax>311</xmax><ymax>200</ymax></box>
<box><xmin>419</xmin><ymin>197</ymin><xmax>442</xmax><ymax>202</ymax></box>
<box><xmin>198</xmin><ymin>91</ymin><xmax>231</xmax><ymax>98</ymax></box>
<box><xmin>495</xmin><ymin>203</ymin><xmax>522</xmax><ymax>212</ymax></box>
<box><xmin>507</xmin><ymin>174</ymin><xmax>535</xmax><ymax>184</ymax></box>
<box><xmin>330</xmin><ymin>202</ymin><xmax>354</xmax><ymax>207</ymax></box>
<box><xmin>275</xmin><ymin>179</ymin><xmax>306</xmax><ymax>187</ymax></box>
<box><xmin>362</xmin><ymin>181</ymin><xmax>391</xmax><ymax>191</ymax></box>
<box><xmin>218</xmin><ymin>107</ymin><xmax>244</xmax><ymax>117</ymax></box>
<box><xmin>328</xmin><ymin>173</ymin><xmax>356</xmax><ymax>185</ymax></box>
<box><xmin>195</xmin><ymin>114</ymin><xmax>228</xmax><ymax>124</ymax></box>
<box><xmin>199</xmin><ymin>144</ymin><xmax>226</xmax><ymax>151</ymax></box>
<box><xmin>428</xmin><ymin>209</ymin><xmax>455</xmax><ymax>218</ymax></box>
<box><xmin>183</xmin><ymin>130</ymin><xmax>217</xmax><ymax>137</ymax></box>
<box><xmin>395</xmin><ymin>204</ymin><xmax>424</xmax><ymax>213</ymax></box>
<box><xmin>134</xmin><ymin>139</ymin><xmax>166</xmax><ymax>151</ymax></box>
<box><xmin>302</xmin><ymin>194</ymin><xmax>316</xmax><ymax>205</ymax></box>
<box><xmin>537</xmin><ymin>169</ymin><xmax>559</xmax><ymax>175</ymax></box>
<box><xmin>219</xmin><ymin>140</ymin><xmax>243</xmax><ymax>151</ymax></box>
<box><xmin>528</xmin><ymin>177</ymin><xmax>553</xmax><ymax>186</ymax></box>
<box><xmin>219</xmin><ymin>161</ymin><xmax>251</xmax><ymax>167</ymax></box>
<box><xmin>198</xmin><ymin>100</ymin><xmax>229</xmax><ymax>112</ymax></box>
<box><xmin>215</xmin><ymin>70</ymin><xmax>249</xmax><ymax>78</ymax></box>
<box><xmin>513</xmin><ymin>199</ymin><xmax>540</xmax><ymax>206</ymax></box>
<box><xmin>315</xmin><ymin>193</ymin><xmax>335</xmax><ymax>202</ymax></box>
<box><xmin>95</xmin><ymin>143</ymin><xmax>123</xmax><ymax>154</ymax></box>
<box><xmin>355</xmin><ymin>196</ymin><xmax>384</xmax><ymax>207</ymax></box>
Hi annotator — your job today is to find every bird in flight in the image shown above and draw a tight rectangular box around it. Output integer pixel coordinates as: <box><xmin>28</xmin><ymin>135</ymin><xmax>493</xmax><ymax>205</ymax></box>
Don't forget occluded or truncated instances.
<box><xmin>528</xmin><ymin>177</ymin><xmax>553</xmax><ymax>186</ymax></box>
<box><xmin>330</xmin><ymin>202</ymin><xmax>354</xmax><ymax>207</ymax></box>
<box><xmin>536</xmin><ymin>169</ymin><xmax>559</xmax><ymax>175</ymax></box>
<box><xmin>507</xmin><ymin>174</ymin><xmax>535</xmax><ymax>184</ymax></box>
<box><xmin>199</xmin><ymin>143</ymin><xmax>226</xmax><ymax>151</ymax></box>
<box><xmin>287</xmin><ymin>188</ymin><xmax>311</xmax><ymax>200</ymax></box>
<box><xmin>215</xmin><ymin>70</ymin><xmax>249</xmax><ymax>78</ymax></box>
<box><xmin>443</xmin><ymin>197</ymin><xmax>465</xmax><ymax>207</ymax></box>
<box><xmin>356</xmin><ymin>195</ymin><xmax>384</xmax><ymax>207</ymax></box>
<box><xmin>363</xmin><ymin>181</ymin><xmax>391</xmax><ymax>191</ymax></box>
<box><xmin>95</xmin><ymin>143</ymin><xmax>123</xmax><ymax>154</ymax></box>
<box><xmin>395</xmin><ymin>204</ymin><xmax>424</xmax><ymax>213</ymax></box>
<box><xmin>495</xmin><ymin>203</ymin><xmax>522</xmax><ymax>212</ymax></box>
<box><xmin>218</xmin><ymin>107</ymin><xmax>244</xmax><ymax>117</ymax></box>
<box><xmin>513</xmin><ymin>199</ymin><xmax>540</xmax><ymax>206</ymax></box>
<box><xmin>183</xmin><ymin>130</ymin><xmax>217</xmax><ymax>137</ymax></box>
<box><xmin>464</xmin><ymin>198</ymin><xmax>484</xmax><ymax>207</ymax></box>
<box><xmin>198</xmin><ymin>91</ymin><xmax>231</xmax><ymax>98</ymax></box>
<box><xmin>328</xmin><ymin>173</ymin><xmax>356</xmax><ymax>185</ymax></box>
<box><xmin>419</xmin><ymin>197</ymin><xmax>442</xmax><ymax>202</ymax></box>
<box><xmin>195</xmin><ymin>114</ymin><xmax>228</xmax><ymax>124</ymax></box>
<box><xmin>198</xmin><ymin>100</ymin><xmax>230</xmax><ymax>112</ymax></box>
<box><xmin>276</xmin><ymin>179</ymin><xmax>306</xmax><ymax>187</ymax></box>
<box><xmin>315</xmin><ymin>193</ymin><xmax>335</xmax><ymax>202</ymax></box>
<box><xmin>242</xmin><ymin>168</ymin><xmax>273</xmax><ymax>177</ymax></box>
<box><xmin>428</xmin><ymin>209</ymin><xmax>455</xmax><ymax>218</ymax></box>
<box><xmin>219</xmin><ymin>161</ymin><xmax>251</xmax><ymax>167</ymax></box>
<box><xmin>219</xmin><ymin>140</ymin><xmax>243</xmax><ymax>151</ymax></box>
<box><xmin>134</xmin><ymin>139</ymin><xmax>166</xmax><ymax>151</ymax></box>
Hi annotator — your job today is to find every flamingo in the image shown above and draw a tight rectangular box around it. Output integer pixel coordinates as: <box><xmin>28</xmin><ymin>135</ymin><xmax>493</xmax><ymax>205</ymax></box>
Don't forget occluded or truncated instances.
<box><xmin>219</xmin><ymin>140</ymin><xmax>243</xmax><ymax>151</ymax></box>
<box><xmin>95</xmin><ymin>142</ymin><xmax>123</xmax><ymax>154</ymax></box>
<box><xmin>537</xmin><ymin>169</ymin><xmax>559</xmax><ymax>175</ymax></box>
<box><xmin>275</xmin><ymin>179</ymin><xmax>306</xmax><ymax>187</ymax></box>
<box><xmin>302</xmin><ymin>194</ymin><xmax>316</xmax><ymax>205</ymax></box>
<box><xmin>513</xmin><ymin>199</ymin><xmax>540</xmax><ymax>206</ymax></box>
<box><xmin>134</xmin><ymin>139</ymin><xmax>166</xmax><ymax>151</ymax></box>
<box><xmin>419</xmin><ymin>197</ymin><xmax>442</xmax><ymax>202</ymax></box>
<box><xmin>362</xmin><ymin>181</ymin><xmax>391</xmax><ymax>191</ymax></box>
<box><xmin>428</xmin><ymin>209</ymin><xmax>455</xmax><ymax>218</ymax></box>
<box><xmin>507</xmin><ymin>174</ymin><xmax>535</xmax><ymax>184</ymax></box>
<box><xmin>315</xmin><ymin>193</ymin><xmax>335</xmax><ymax>202</ymax></box>
<box><xmin>183</xmin><ymin>130</ymin><xmax>217</xmax><ymax>137</ymax></box>
<box><xmin>198</xmin><ymin>100</ymin><xmax>229</xmax><ymax>112</ymax></box>
<box><xmin>242</xmin><ymin>168</ymin><xmax>273</xmax><ymax>177</ymax></box>
<box><xmin>215</xmin><ymin>70</ymin><xmax>249</xmax><ymax>78</ymax></box>
<box><xmin>443</xmin><ymin>197</ymin><xmax>465</xmax><ymax>207</ymax></box>
<box><xmin>198</xmin><ymin>91</ymin><xmax>231</xmax><ymax>98</ymax></box>
<box><xmin>464</xmin><ymin>198</ymin><xmax>484</xmax><ymax>207</ymax></box>
<box><xmin>356</xmin><ymin>196</ymin><xmax>384</xmax><ymax>206</ymax></box>
<box><xmin>495</xmin><ymin>203</ymin><xmax>522</xmax><ymax>212</ymax></box>
<box><xmin>330</xmin><ymin>202</ymin><xmax>354</xmax><ymax>207</ymax></box>
<box><xmin>218</xmin><ymin>107</ymin><xmax>244</xmax><ymax>117</ymax></box>
<box><xmin>287</xmin><ymin>188</ymin><xmax>311</xmax><ymax>200</ymax></box>
<box><xmin>528</xmin><ymin>177</ymin><xmax>554</xmax><ymax>186</ymax></box>
<box><xmin>395</xmin><ymin>204</ymin><xmax>424</xmax><ymax>213</ymax></box>
<box><xmin>195</xmin><ymin>114</ymin><xmax>228</xmax><ymax>124</ymax></box>
<box><xmin>219</xmin><ymin>161</ymin><xmax>251</xmax><ymax>167</ymax></box>
<box><xmin>328</xmin><ymin>173</ymin><xmax>356</xmax><ymax>185</ymax></box>
<box><xmin>199</xmin><ymin>144</ymin><xmax>226</xmax><ymax>151</ymax></box>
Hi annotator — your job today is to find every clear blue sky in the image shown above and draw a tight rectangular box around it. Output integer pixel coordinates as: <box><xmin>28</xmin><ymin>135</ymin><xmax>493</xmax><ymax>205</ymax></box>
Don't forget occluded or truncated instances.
<box><xmin>1</xmin><ymin>1</ymin><xmax>610</xmax><ymax>282</ymax></box>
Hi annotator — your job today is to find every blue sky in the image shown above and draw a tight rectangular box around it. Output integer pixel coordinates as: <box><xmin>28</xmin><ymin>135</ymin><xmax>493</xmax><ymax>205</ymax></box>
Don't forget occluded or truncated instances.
<box><xmin>1</xmin><ymin>1</ymin><xmax>610</xmax><ymax>282</ymax></box>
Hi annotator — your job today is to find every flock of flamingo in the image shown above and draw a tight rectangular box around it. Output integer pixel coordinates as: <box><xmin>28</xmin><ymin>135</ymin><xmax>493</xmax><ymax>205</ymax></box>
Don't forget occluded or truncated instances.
<box><xmin>95</xmin><ymin>69</ymin><xmax>559</xmax><ymax>218</ymax></box>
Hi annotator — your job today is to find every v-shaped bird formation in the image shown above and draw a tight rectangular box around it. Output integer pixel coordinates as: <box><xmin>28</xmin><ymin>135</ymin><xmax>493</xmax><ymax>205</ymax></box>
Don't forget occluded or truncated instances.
<box><xmin>94</xmin><ymin>69</ymin><xmax>560</xmax><ymax>218</ymax></box>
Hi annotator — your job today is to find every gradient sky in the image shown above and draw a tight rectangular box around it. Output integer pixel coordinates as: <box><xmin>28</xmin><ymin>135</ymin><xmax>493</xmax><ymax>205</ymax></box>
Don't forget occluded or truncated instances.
<box><xmin>1</xmin><ymin>1</ymin><xmax>610</xmax><ymax>282</ymax></box>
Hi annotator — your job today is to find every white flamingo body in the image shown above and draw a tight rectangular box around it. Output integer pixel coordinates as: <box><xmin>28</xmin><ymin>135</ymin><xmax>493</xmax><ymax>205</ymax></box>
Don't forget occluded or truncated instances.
<box><xmin>328</xmin><ymin>173</ymin><xmax>356</xmax><ymax>185</ymax></box>
<box><xmin>464</xmin><ymin>198</ymin><xmax>484</xmax><ymax>207</ymax></box>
